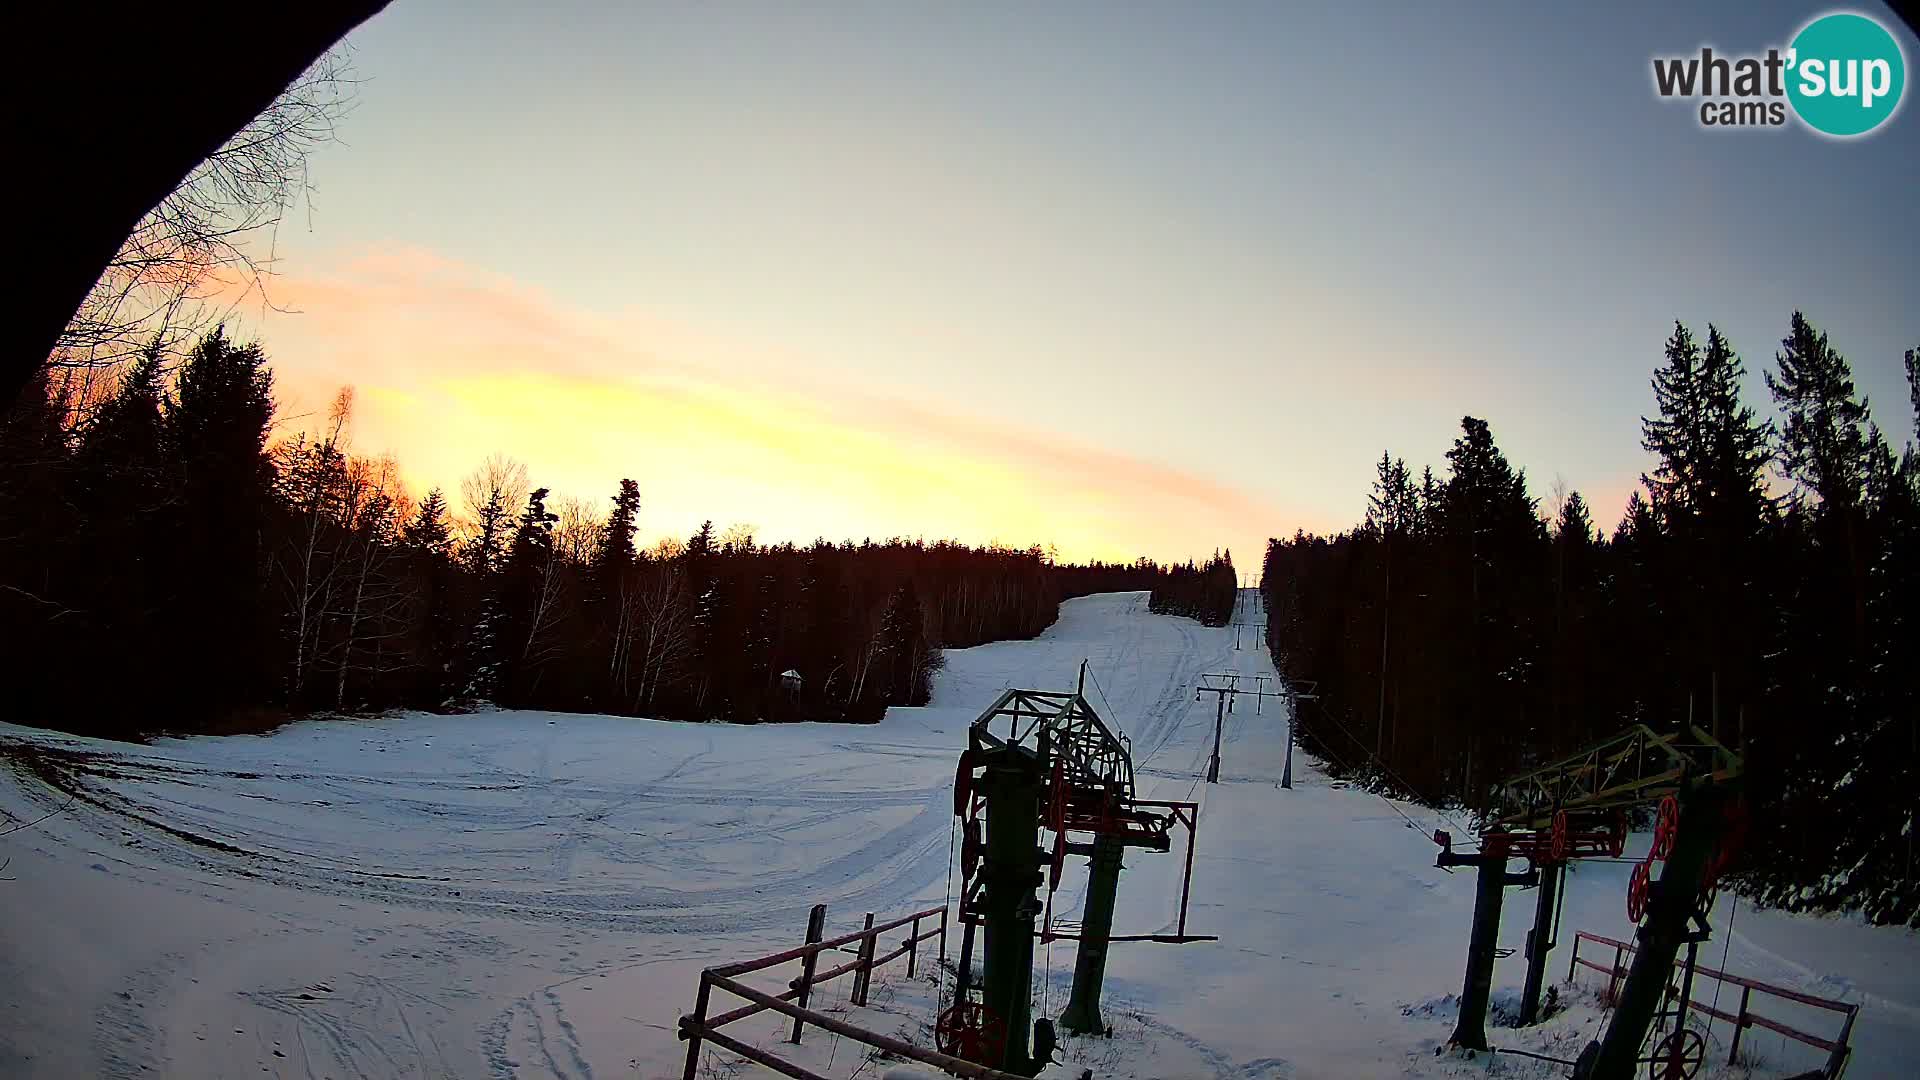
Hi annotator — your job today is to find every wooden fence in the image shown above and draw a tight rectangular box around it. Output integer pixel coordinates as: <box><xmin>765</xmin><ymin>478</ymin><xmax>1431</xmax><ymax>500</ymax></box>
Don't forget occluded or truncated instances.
<box><xmin>678</xmin><ymin>901</ymin><xmax>1022</xmax><ymax>1080</ymax></box>
<box><xmin>1568</xmin><ymin>930</ymin><xmax>1858</xmax><ymax>1078</ymax></box>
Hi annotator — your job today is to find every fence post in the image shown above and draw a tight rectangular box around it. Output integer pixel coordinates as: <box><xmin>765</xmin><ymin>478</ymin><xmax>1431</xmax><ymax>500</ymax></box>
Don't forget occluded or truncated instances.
<box><xmin>853</xmin><ymin>911</ymin><xmax>876</xmax><ymax>1007</ymax></box>
<box><xmin>789</xmin><ymin>903</ymin><xmax>828</xmax><ymax>1044</ymax></box>
<box><xmin>1606</xmin><ymin>943</ymin><xmax>1624</xmax><ymax>1006</ymax></box>
<box><xmin>938</xmin><ymin>904</ymin><xmax>948</xmax><ymax>967</ymax></box>
<box><xmin>681</xmin><ymin>971</ymin><xmax>713</xmax><ymax>1080</ymax></box>
<box><xmin>1824</xmin><ymin>1005</ymin><xmax>1857</xmax><ymax>1079</ymax></box>
<box><xmin>1568</xmin><ymin>935</ymin><xmax>1580</xmax><ymax>985</ymax></box>
<box><xmin>907</xmin><ymin>914</ymin><xmax>921</xmax><ymax>979</ymax></box>
<box><xmin>1727</xmin><ymin>985</ymin><xmax>1752</xmax><ymax>1066</ymax></box>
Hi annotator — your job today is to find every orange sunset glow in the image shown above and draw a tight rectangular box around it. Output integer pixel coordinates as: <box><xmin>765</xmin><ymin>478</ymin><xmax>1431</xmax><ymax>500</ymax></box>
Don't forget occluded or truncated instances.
<box><xmin>248</xmin><ymin>248</ymin><xmax>1298</xmax><ymax>565</ymax></box>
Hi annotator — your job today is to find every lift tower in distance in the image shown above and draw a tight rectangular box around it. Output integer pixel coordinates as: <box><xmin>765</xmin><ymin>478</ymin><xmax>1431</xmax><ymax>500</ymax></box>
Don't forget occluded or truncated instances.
<box><xmin>944</xmin><ymin>668</ymin><xmax>1209</xmax><ymax>1075</ymax></box>
<box><xmin>1193</xmin><ymin>671</ymin><xmax>1294</xmax><ymax>784</ymax></box>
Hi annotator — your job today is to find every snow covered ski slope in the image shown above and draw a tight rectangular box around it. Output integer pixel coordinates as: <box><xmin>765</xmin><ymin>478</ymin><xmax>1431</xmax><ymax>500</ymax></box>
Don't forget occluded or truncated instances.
<box><xmin>2</xmin><ymin>591</ymin><xmax>1915</xmax><ymax>1078</ymax></box>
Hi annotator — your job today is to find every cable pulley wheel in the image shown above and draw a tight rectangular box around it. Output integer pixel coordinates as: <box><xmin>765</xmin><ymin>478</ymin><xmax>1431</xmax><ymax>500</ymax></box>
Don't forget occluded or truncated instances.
<box><xmin>1627</xmin><ymin>860</ymin><xmax>1652</xmax><ymax>923</ymax></box>
<box><xmin>1652</xmin><ymin>795</ymin><xmax>1679</xmax><ymax>860</ymax></box>
<box><xmin>936</xmin><ymin>1001</ymin><xmax>1007</xmax><ymax>1065</ymax></box>
<box><xmin>1647</xmin><ymin>1028</ymin><xmax>1705</xmax><ymax>1080</ymax></box>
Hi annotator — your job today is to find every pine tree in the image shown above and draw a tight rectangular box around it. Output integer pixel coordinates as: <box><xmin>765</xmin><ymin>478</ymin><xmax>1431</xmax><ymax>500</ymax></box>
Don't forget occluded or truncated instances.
<box><xmin>1638</xmin><ymin>323</ymin><xmax>1774</xmax><ymax>705</ymax></box>
<box><xmin>1906</xmin><ymin>346</ymin><xmax>1920</xmax><ymax>411</ymax></box>
<box><xmin>1696</xmin><ymin>325</ymin><xmax>1774</xmax><ymax>534</ymax></box>
<box><xmin>162</xmin><ymin>328</ymin><xmax>277</xmax><ymax>713</ymax></box>
<box><xmin>1768</xmin><ymin>313</ymin><xmax>1871</xmax><ymax>512</ymax></box>
<box><xmin>71</xmin><ymin>351</ymin><xmax>169</xmax><ymax>678</ymax></box>
<box><xmin>78</xmin><ymin>347</ymin><xmax>166</xmax><ymax>482</ymax></box>
<box><xmin>0</xmin><ymin>369</ymin><xmax>75</xmax><ymax>721</ymax></box>
<box><xmin>1555</xmin><ymin>490</ymin><xmax>1594</xmax><ymax>544</ymax></box>
<box><xmin>872</xmin><ymin>581</ymin><xmax>935</xmax><ymax>712</ymax></box>
<box><xmin>1642</xmin><ymin>322</ymin><xmax>1707</xmax><ymax>521</ymax></box>
<box><xmin>595</xmin><ymin>479</ymin><xmax>640</xmax><ymax>581</ymax></box>
<box><xmin>404</xmin><ymin>488</ymin><xmax>453</xmax><ymax>556</ymax></box>
<box><xmin>1440</xmin><ymin>416</ymin><xmax>1544</xmax><ymax>794</ymax></box>
<box><xmin>498</xmin><ymin>487</ymin><xmax>563</xmax><ymax>700</ymax></box>
<box><xmin>1767</xmin><ymin>312</ymin><xmax>1881</xmax><ymax>649</ymax></box>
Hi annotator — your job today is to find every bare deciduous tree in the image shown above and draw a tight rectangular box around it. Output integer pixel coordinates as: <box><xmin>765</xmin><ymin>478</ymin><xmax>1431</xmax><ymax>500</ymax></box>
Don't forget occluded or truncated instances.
<box><xmin>328</xmin><ymin>455</ymin><xmax>413</xmax><ymax>709</ymax></box>
<box><xmin>719</xmin><ymin>522</ymin><xmax>757</xmax><ymax>554</ymax></box>
<box><xmin>48</xmin><ymin>52</ymin><xmax>360</xmax><ymax>415</ymax></box>
<box><xmin>631</xmin><ymin>563</ymin><xmax>695</xmax><ymax>711</ymax></box>
<box><xmin>552</xmin><ymin>495</ymin><xmax>604</xmax><ymax>568</ymax></box>
<box><xmin>274</xmin><ymin>388</ymin><xmax>354</xmax><ymax>698</ymax></box>
<box><xmin>459</xmin><ymin>454</ymin><xmax>528</xmax><ymax>574</ymax></box>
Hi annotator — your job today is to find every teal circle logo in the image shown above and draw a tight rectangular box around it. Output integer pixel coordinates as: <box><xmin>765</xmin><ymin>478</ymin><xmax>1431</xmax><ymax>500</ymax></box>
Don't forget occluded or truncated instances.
<box><xmin>1786</xmin><ymin>12</ymin><xmax>1906</xmax><ymax>137</ymax></box>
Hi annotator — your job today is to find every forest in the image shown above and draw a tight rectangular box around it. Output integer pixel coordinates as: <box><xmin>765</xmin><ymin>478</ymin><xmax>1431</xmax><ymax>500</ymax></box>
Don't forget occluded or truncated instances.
<box><xmin>1262</xmin><ymin>314</ymin><xmax>1919</xmax><ymax>926</ymax></box>
<box><xmin>1147</xmin><ymin>550</ymin><xmax>1239</xmax><ymax>626</ymax></box>
<box><xmin>0</xmin><ymin>331</ymin><xmax>1177</xmax><ymax>736</ymax></box>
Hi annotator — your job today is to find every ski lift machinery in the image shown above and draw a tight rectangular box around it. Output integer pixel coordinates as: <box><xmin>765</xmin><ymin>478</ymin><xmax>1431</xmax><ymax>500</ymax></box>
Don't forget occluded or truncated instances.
<box><xmin>941</xmin><ymin>667</ymin><xmax>1212</xmax><ymax>1075</ymax></box>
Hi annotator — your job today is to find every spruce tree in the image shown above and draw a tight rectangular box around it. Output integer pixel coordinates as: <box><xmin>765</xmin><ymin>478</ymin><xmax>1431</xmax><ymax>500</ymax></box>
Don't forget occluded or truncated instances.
<box><xmin>595</xmin><ymin>479</ymin><xmax>640</xmax><ymax>580</ymax></box>
<box><xmin>403</xmin><ymin>489</ymin><xmax>453</xmax><ymax>557</ymax></box>
<box><xmin>1642</xmin><ymin>322</ymin><xmax>1706</xmax><ymax>521</ymax></box>
<box><xmin>1767</xmin><ymin>312</ymin><xmax>1871</xmax><ymax>513</ymax></box>
<box><xmin>162</xmin><ymin>328</ymin><xmax>277</xmax><ymax>714</ymax></box>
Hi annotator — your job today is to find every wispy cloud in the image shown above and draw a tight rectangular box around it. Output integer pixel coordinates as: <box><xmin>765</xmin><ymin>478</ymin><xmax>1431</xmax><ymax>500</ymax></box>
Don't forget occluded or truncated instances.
<box><xmin>250</xmin><ymin>246</ymin><xmax>1292</xmax><ymax>563</ymax></box>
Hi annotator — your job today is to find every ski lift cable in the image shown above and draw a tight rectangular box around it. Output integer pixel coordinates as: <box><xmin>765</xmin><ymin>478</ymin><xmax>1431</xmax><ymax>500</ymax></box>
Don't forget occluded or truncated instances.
<box><xmin>1303</xmin><ymin>697</ymin><xmax>1475</xmax><ymax>841</ymax></box>
<box><xmin>1294</xmin><ymin>699</ymin><xmax>1455</xmax><ymax>840</ymax></box>
<box><xmin>1709</xmin><ymin>894</ymin><xmax>1739</xmax><ymax>1022</ymax></box>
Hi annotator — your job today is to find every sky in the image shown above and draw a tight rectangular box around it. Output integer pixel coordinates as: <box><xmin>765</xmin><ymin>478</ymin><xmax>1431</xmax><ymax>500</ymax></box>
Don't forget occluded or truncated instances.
<box><xmin>238</xmin><ymin>0</ymin><xmax>1920</xmax><ymax>569</ymax></box>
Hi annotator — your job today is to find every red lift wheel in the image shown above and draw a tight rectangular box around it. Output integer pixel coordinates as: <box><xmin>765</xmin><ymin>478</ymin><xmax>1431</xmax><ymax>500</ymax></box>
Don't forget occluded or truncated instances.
<box><xmin>1652</xmin><ymin>796</ymin><xmax>1679</xmax><ymax>860</ymax></box>
<box><xmin>1049</xmin><ymin>829</ymin><xmax>1066</xmax><ymax>891</ymax></box>
<box><xmin>953</xmin><ymin>752</ymin><xmax>976</xmax><ymax>817</ymax></box>
<box><xmin>1647</xmin><ymin>1028</ymin><xmax>1705</xmax><ymax>1080</ymax></box>
<box><xmin>1550</xmin><ymin>811</ymin><xmax>1570</xmax><ymax>862</ymax></box>
<box><xmin>936</xmin><ymin>1001</ymin><xmax>1008</xmax><ymax>1064</ymax></box>
<box><xmin>961</xmin><ymin>818</ymin><xmax>983</xmax><ymax>881</ymax></box>
<box><xmin>1627</xmin><ymin>861</ymin><xmax>1652</xmax><ymax>923</ymax></box>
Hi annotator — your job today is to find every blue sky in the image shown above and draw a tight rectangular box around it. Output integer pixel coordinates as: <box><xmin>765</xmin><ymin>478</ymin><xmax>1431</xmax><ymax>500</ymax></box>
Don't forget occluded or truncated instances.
<box><xmin>252</xmin><ymin>1</ymin><xmax>1919</xmax><ymax>566</ymax></box>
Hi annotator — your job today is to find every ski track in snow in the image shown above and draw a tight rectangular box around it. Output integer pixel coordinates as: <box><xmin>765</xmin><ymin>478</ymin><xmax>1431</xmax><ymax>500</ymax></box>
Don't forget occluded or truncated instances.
<box><xmin>2</xmin><ymin>591</ymin><xmax>1915</xmax><ymax>1080</ymax></box>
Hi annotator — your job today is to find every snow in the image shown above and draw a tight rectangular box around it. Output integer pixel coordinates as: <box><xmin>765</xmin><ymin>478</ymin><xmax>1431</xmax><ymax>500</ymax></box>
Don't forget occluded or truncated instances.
<box><xmin>2</xmin><ymin>591</ymin><xmax>1915</xmax><ymax>1079</ymax></box>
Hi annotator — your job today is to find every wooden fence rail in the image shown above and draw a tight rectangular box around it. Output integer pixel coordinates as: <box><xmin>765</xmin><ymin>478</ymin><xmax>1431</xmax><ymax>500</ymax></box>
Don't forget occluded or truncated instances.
<box><xmin>1568</xmin><ymin>930</ymin><xmax>1858</xmax><ymax>1079</ymax></box>
<box><xmin>679</xmin><ymin>902</ymin><xmax>1017</xmax><ymax>1080</ymax></box>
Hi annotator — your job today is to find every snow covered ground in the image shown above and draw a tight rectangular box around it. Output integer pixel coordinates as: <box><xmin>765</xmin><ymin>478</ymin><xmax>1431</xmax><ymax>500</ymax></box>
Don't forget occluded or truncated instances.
<box><xmin>1</xmin><ymin>591</ymin><xmax>1914</xmax><ymax>1079</ymax></box>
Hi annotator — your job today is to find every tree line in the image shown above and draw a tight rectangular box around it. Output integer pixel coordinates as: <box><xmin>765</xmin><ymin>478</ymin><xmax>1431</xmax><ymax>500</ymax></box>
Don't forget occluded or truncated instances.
<box><xmin>0</xmin><ymin>331</ymin><xmax>1181</xmax><ymax>735</ymax></box>
<box><xmin>1147</xmin><ymin>551</ymin><xmax>1238</xmax><ymax>626</ymax></box>
<box><xmin>1263</xmin><ymin>314</ymin><xmax>1918</xmax><ymax>926</ymax></box>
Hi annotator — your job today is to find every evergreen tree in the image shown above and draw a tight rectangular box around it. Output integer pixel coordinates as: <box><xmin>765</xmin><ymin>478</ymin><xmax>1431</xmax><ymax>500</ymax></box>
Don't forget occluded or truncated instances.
<box><xmin>595</xmin><ymin>479</ymin><xmax>640</xmax><ymax>581</ymax></box>
<box><xmin>162</xmin><ymin>328</ymin><xmax>277</xmax><ymax>712</ymax></box>
<box><xmin>497</xmin><ymin>487</ymin><xmax>563</xmax><ymax>701</ymax></box>
<box><xmin>404</xmin><ymin>488</ymin><xmax>453</xmax><ymax>556</ymax></box>
<box><xmin>1642</xmin><ymin>322</ymin><xmax>1707</xmax><ymax>520</ymax></box>
<box><xmin>1768</xmin><ymin>313</ymin><xmax>1872</xmax><ymax>512</ymax></box>
<box><xmin>0</xmin><ymin>369</ymin><xmax>74</xmax><ymax>720</ymax></box>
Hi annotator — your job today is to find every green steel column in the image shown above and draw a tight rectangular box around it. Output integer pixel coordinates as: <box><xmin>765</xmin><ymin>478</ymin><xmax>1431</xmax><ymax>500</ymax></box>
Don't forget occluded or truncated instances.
<box><xmin>980</xmin><ymin>753</ymin><xmax>1043</xmax><ymax>1074</ymax></box>
<box><xmin>1518</xmin><ymin>860</ymin><xmax>1562</xmax><ymax>1026</ymax></box>
<box><xmin>1580</xmin><ymin>786</ymin><xmax>1725</xmax><ymax>1080</ymax></box>
<box><xmin>1450</xmin><ymin>833</ymin><xmax>1511</xmax><ymax>1051</ymax></box>
<box><xmin>1059</xmin><ymin>831</ymin><xmax>1125</xmax><ymax>1034</ymax></box>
